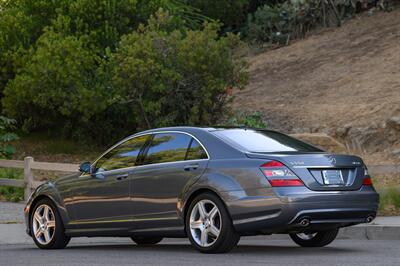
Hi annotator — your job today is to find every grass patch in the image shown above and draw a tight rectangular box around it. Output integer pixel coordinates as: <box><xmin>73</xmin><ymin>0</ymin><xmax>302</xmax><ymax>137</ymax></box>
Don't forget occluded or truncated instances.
<box><xmin>378</xmin><ymin>187</ymin><xmax>400</xmax><ymax>215</ymax></box>
<box><xmin>372</xmin><ymin>174</ymin><xmax>400</xmax><ymax>216</ymax></box>
<box><xmin>0</xmin><ymin>168</ymin><xmax>24</xmax><ymax>202</ymax></box>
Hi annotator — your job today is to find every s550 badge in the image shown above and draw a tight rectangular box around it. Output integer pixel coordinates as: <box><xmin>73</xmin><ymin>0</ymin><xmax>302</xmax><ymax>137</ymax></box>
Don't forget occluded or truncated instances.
<box><xmin>290</xmin><ymin>161</ymin><xmax>305</xmax><ymax>165</ymax></box>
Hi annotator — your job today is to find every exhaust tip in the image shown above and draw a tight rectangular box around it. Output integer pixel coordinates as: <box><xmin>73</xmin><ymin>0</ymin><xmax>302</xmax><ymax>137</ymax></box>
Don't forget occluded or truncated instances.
<box><xmin>366</xmin><ymin>216</ymin><xmax>374</xmax><ymax>223</ymax></box>
<box><xmin>299</xmin><ymin>218</ymin><xmax>310</xmax><ymax>227</ymax></box>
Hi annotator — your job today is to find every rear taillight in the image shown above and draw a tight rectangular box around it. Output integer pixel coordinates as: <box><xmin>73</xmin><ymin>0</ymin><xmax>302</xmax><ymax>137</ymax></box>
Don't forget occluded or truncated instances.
<box><xmin>363</xmin><ymin>166</ymin><xmax>373</xmax><ymax>186</ymax></box>
<box><xmin>363</xmin><ymin>177</ymin><xmax>373</xmax><ymax>186</ymax></box>
<box><xmin>268</xmin><ymin>179</ymin><xmax>304</xmax><ymax>187</ymax></box>
<box><xmin>260</xmin><ymin>160</ymin><xmax>304</xmax><ymax>187</ymax></box>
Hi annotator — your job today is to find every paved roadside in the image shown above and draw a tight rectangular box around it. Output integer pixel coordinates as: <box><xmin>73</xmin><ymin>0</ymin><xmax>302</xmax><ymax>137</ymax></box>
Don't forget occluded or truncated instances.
<box><xmin>0</xmin><ymin>201</ymin><xmax>25</xmax><ymax>224</ymax></box>
<box><xmin>2</xmin><ymin>239</ymin><xmax>400</xmax><ymax>266</ymax></box>
<box><xmin>1</xmin><ymin>201</ymin><xmax>399</xmax><ymax>244</ymax></box>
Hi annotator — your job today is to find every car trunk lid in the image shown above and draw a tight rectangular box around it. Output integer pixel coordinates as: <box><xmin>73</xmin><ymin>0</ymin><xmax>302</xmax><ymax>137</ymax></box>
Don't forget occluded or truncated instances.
<box><xmin>247</xmin><ymin>152</ymin><xmax>366</xmax><ymax>191</ymax></box>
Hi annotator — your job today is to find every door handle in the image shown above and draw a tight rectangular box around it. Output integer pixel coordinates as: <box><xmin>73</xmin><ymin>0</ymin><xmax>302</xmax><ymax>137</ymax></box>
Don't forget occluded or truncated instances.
<box><xmin>184</xmin><ymin>164</ymin><xmax>199</xmax><ymax>171</ymax></box>
<box><xmin>115</xmin><ymin>174</ymin><xmax>128</xmax><ymax>181</ymax></box>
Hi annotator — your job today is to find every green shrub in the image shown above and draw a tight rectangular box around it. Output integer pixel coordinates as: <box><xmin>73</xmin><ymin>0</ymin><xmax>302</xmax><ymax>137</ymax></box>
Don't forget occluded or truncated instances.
<box><xmin>0</xmin><ymin>168</ymin><xmax>24</xmax><ymax>202</ymax></box>
<box><xmin>3</xmin><ymin>9</ymin><xmax>248</xmax><ymax>144</ymax></box>
<box><xmin>2</xmin><ymin>30</ymin><xmax>110</xmax><ymax>137</ymax></box>
<box><xmin>0</xmin><ymin>0</ymin><xmax>207</xmax><ymax>98</ymax></box>
<box><xmin>246</xmin><ymin>0</ymin><xmax>322</xmax><ymax>45</ymax></box>
<box><xmin>185</xmin><ymin>0</ymin><xmax>250</xmax><ymax>31</ymax></box>
<box><xmin>0</xmin><ymin>115</ymin><xmax>21</xmax><ymax>201</ymax></box>
<box><xmin>379</xmin><ymin>187</ymin><xmax>400</xmax><ymax>213</ymax></box>
<box><xmin>110</xmin><ymin>10</ymin><xmax>248</xmax><ymax>131</ymax></box>
<box><xmin>223</xmin><ymin>110</ymin><xmax>267</xmax><ymax>128</ymax></box>
<box><xmin>0</xmin><ymin>116</ymin><xmax>18</xmax><ymax>159</ymax></box>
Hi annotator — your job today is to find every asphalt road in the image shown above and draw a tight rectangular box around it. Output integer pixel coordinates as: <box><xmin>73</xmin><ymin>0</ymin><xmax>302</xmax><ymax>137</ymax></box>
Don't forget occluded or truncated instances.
<box><xmin>1</xmin><ymin>238</ymin><xmax>399</xmax><ymax>266</ymax></box>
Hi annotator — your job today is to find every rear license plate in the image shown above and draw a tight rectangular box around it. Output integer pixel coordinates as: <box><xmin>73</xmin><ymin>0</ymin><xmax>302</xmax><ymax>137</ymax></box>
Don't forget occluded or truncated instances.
<box><xmin>322</xmin><ymin>170</ymin><xmax>344</xmax><ymax>185</ymax></box>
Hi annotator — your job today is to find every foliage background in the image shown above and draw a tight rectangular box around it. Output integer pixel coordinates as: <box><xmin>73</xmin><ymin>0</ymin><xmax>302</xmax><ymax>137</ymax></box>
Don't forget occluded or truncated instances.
<box><xmin>0</xmin><ymin>0</ymin><xmax>249</xmax><ymax>145</ymax></box>
<box><xmin>0</xmin><ymin>0</ymin><xmax>390</xmax><ymax>145</ymax></box>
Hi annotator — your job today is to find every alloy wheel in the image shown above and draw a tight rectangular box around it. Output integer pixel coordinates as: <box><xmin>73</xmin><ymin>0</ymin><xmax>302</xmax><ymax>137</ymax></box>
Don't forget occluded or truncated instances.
<box><xmin>189</xmin><ymin>199</ymin><xmax>221</xmax><ymax>247</ymax></box>
<box><xmin>296</xmin><ymin>232</ymin><xmax>317</xmax><ymax>240</ymax></box>
<box><xmin>32</xmin><ymin>204</ymin><xmax>56</xmax><ymax>245</ymax></box>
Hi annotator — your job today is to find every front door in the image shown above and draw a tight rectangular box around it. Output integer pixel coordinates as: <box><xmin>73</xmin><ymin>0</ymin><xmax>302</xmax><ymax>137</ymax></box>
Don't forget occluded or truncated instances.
<box><xmin>68</xmin><ymin>135</ymin><xmax>149</xmax><ymax>229</ymax></box>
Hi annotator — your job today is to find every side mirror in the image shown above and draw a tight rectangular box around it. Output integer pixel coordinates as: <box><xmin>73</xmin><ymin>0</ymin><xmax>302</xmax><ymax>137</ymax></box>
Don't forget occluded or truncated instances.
<box><xmin>79</xmin><ymin>162</ymin><xmax>92</xmax><ymax>174</ymax></box>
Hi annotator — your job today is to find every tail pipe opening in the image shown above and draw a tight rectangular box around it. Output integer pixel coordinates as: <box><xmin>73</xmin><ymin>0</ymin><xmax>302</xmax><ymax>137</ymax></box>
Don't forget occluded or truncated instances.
<box><xmin>299</xmin><ymin>218</ymin><xmax>310</xmax><ymax>227</ymax></box>
<box><xmin>366</xmin><ymin>216</ymin><xmax>375</xmax><ymax>223</ymax></box>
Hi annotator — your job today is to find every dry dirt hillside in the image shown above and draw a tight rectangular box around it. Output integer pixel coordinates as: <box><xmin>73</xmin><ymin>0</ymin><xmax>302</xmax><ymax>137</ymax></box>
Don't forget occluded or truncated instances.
<box><xmin>234</xmin><ymin>9</ymin><xmax>400</xmax><ymax>164</ymax></box>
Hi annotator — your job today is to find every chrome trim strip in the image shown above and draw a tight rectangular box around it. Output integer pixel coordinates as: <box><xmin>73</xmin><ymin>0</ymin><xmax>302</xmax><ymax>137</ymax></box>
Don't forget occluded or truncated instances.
<box><xmin>233</xmin><ymin>211</ymin><xmax>281</xmax><ymax>225</ymax></box>
<box><xmin>69</xmin><ymin>216</ymin><xmax>179</xmax><ymax>225</ymax></box>
<box><xmin>288</xmin><ymin>208</ymin><xmax>373</xmax><ymax>224</ymax></box>
<box><xmin>129</xmin><ymin>226</ymin><xmax>183</xmax><ymax>233</ymax></box>
<box><xmin>293</xmin><ymin>165</ymin><xmax>334</xmax><ymax>169</ymax></box>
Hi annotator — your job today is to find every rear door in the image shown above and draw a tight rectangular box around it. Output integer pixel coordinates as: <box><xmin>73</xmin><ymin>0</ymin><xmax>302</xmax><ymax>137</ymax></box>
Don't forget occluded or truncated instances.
<box><xmin>130</xmin><ymin>132</ymin><xmax>208</xmax><ymax>231</ymax></box>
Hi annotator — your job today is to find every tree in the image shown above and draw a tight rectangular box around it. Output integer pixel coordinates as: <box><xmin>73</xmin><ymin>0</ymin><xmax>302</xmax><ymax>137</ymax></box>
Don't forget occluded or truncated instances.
<box><xmin>0</xmin><ymin>0</ymin><xmax>206</xmax><ymax>100</ymax></box>
<box><xmin>111</xmin><ymin>10</ymin><xmax>248</xmax><ymax>130</ymax></box>
<box><xmin>185</xmin><ymin>0</ymin><xmax>250</xmax><ymax>31</ymax></box>
<box><xmin>2</xmin><ymin>9</ymin><xmax>248</xmax><ymax>144</ymax></box>
<box><xmin>2</xmin><ymin>30</ymin><xmax>110</xmax><ymax>136</ymax></box>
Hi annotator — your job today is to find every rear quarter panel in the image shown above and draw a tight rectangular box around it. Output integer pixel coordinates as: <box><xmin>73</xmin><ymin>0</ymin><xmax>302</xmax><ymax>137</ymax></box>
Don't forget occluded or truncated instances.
<box><xmin>182</xmin><ymin>158</ymin><xmax>283</xmax><ymax>221</ymax></box>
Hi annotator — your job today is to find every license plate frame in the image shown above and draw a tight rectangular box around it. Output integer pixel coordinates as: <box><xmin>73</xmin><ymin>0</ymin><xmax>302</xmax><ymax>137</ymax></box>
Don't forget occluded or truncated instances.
<box><xmin>322</xmin><ymin>170</ymin><xmax>344</xmax><ymax>185</ymax></box>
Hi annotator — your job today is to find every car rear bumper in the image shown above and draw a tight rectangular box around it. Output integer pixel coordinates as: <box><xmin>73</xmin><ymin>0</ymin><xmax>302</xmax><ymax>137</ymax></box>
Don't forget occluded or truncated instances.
<box><xmin>224</xmin><ymin>186</ymin><xmax>379</xmax><ymax>235</ymax></box>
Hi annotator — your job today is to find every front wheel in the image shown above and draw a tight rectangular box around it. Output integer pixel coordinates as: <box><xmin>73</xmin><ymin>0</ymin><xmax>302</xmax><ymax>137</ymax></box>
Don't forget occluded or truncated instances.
<box><xmin>30</xmin><ymin>199</ymin><xmax>70</xmax><ymax>249</ymax></box>
<box><xmin>186</xmin><ymin>192</ymin><xmax>240</xmax><ymax>253</ymax></box>
<box><xmin>289</xmin><ymin>229</ymin><xmax>339</xmax><ymax>247</ymax></box>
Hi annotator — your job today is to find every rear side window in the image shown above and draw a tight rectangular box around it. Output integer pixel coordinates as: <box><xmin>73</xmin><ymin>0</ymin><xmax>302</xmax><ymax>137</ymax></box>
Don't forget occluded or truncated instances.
<box><xmin>143</xmin><ymin>133</ymin><xmax>192</xmax><ymax>165</ymax></box>
<box><xmin>95</xmin><ymin>135</ymin><xmax>149</xmax><ymax>172</ymax></box>
<box><xmin>213</xmin><ymin>129</ymin><xmax>322</xmax><ymax>153</ymax></box>
<box><xmin>186</xmin><ymin>139</ymin><xmax>208</xmax><ymax>160</ymax></box>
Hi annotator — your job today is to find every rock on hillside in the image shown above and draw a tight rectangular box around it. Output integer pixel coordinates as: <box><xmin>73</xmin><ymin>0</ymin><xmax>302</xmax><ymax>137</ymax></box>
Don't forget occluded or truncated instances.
<box><xmin>234</xmin><ymin>9</ymin><xmax>400</xmax><ymax>164</ymax></box>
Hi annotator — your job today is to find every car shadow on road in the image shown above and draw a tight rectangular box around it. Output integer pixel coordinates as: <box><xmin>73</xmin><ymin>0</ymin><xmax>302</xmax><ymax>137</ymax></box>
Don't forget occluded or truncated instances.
<box><xmin>58</xmin><ymin>243</ymin><xmax>361</xmax><ymax>255</ymax></box>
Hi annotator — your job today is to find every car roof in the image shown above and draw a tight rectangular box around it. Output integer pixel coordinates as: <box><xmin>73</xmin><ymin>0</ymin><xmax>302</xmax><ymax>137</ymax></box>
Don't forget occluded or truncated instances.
<box><xmin>133</xmin><ymin>126</ymin><xmax>214</xmax><ymax>135</ymax></box>
<box><xmin>114</xmin><ymin>126</ymin><xmax>246</xmax><ymax>160</ymax></box>
<box><xmin>133</xmin><ymin>126</ymin><xmax>271</xmax><ymax>134</ymax></box>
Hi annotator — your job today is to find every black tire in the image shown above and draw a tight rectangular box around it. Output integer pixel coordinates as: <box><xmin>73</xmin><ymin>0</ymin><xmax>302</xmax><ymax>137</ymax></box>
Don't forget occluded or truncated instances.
<box><xmin>185</xmin><ymin>192</ymin><xmax>240</xmax><ymax>253</ymax></box>
<box><xmin>131</xmin><ymin>236</ymin><xmax>163</xmax><ymax>245</ymax></box>
<box><xmin>289</xmin><ymin>229</ymin><xmax>339</xmax><ymax>247</ymax></box>
<box><xmin>30</xmin><ymin>198</ymin><xmax>70</xmax><ymax>249</ymax></box>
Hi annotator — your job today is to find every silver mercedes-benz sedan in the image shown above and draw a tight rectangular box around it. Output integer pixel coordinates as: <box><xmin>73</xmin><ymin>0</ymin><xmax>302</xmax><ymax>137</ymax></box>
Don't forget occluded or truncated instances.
<box><xmin>24</xmin><ymin>127</ymin><xmax>379</xmax><ymax>253</ymax></box>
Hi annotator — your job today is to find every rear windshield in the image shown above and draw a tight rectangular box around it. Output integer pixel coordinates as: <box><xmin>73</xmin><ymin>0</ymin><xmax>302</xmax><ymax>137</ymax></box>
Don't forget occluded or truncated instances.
<box><xmin>213</xmin><ymin>129</ymin><xmax>323</xmax><ymax>153</ymax></box>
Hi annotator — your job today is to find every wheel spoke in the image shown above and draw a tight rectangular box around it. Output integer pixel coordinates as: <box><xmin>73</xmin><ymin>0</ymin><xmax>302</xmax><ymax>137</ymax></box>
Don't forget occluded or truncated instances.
<box><xmin>43</xmin><ymin>229</ymin><xmax>51</xmax><ymax>242</ymax></box>
<box><xmin>209</xmin><ymin>206</ymin><xmax>218</xmax><ymax>219</ymax></box>
<box><xmin>47</xmin><ymin>220</ymin><xmax>56</xmax><ymax>228</ymax></box>
<box><xmin>35</xmin><ymin>229</ymin><xmax>42</xmax><ymax>239</ymax></box>
<box><xmin>190</xmin><ymin>220</ymin><xmax>203</xmax><ymax>230</ymax></box>
<box><xmin>44</xmin><ymin>206</ymin><xmax>50</xmax><ymax>221</ymax></box>
<box><xmin>197</xmin><ymin>202</ymin><xmax>206</xmax><ymax>220</ymax></box>
<box><xmin>34</xmin><ymin>212</ymin><xmax>42</xmax><ymax>223</ymax></box>
<box><xmin>209</xmin><ymin>225</ymin><xmax>220</xmax><ymax>237</ymax></box>
<box><xmin>200</xmin><ymin>230</ymin><xmax>208</xmax><ymax>246</ymax></box>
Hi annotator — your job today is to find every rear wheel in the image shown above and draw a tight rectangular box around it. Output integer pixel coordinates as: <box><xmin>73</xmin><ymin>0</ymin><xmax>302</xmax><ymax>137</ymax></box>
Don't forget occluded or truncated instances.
<box><xmin>186</xmin><ymin>192</ymin><xmax>240</xmax><ymax>253</ymax></box>
<box><xmin>30</xmin><ymin>198</ymin><xmax>70</xmax><ymax>249</ymax></box>
<box><xmin>131</xmin><ymin>236</ymin><xmax>163</xmax><ymax>245</ymax></box>
<box><xmin>289</xmin><ymin>229</ymin><xmax>339</xmax><ymax>247</ymax></box>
